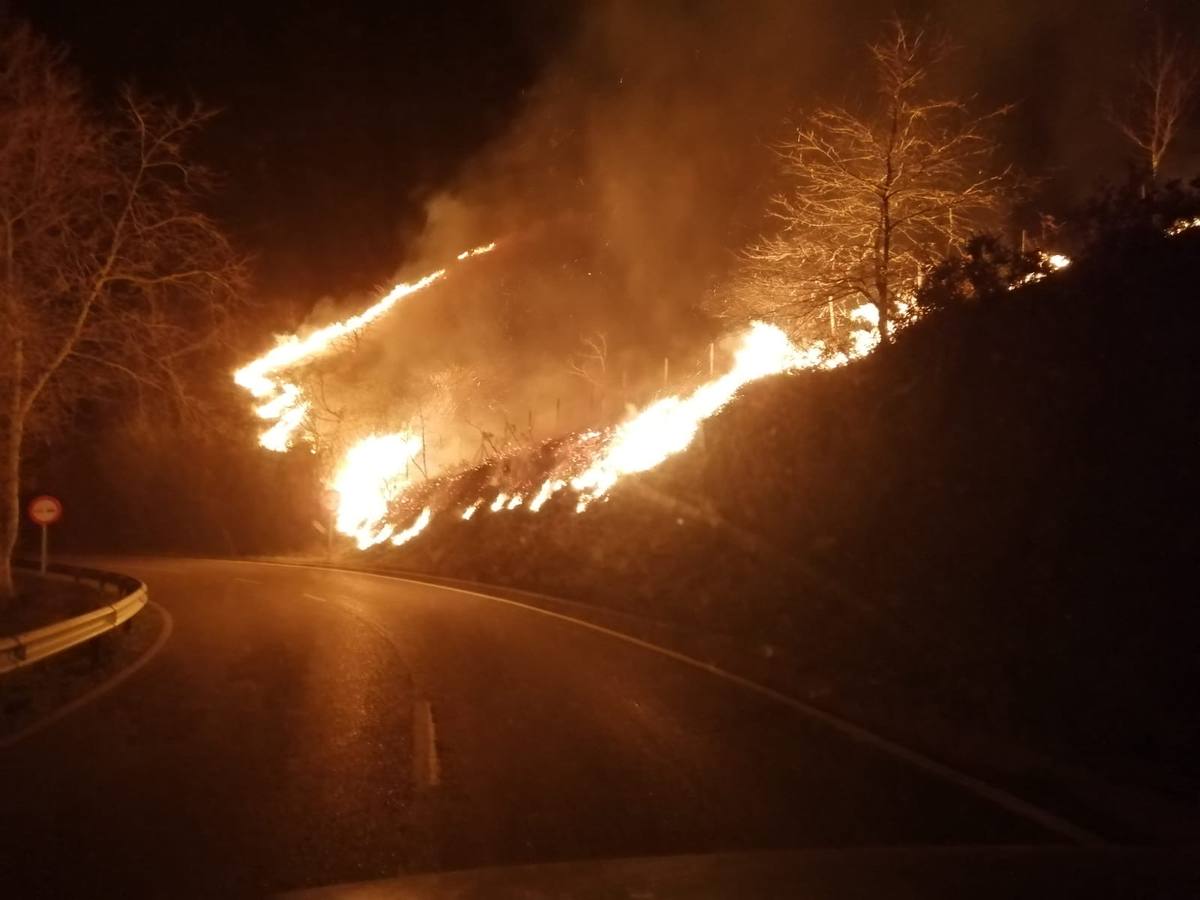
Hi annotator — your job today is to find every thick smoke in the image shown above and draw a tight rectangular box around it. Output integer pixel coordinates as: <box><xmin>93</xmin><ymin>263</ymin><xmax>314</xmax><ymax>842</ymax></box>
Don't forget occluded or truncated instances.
<box><xmin>295</xmin><ymin>0</ymin><xmax>1199</xmax><ymax>479</ymax></box>
<box><xmin>299</xmin><ymin>0</ymin><xmax>876</xmax><ymax>476</ymax></box>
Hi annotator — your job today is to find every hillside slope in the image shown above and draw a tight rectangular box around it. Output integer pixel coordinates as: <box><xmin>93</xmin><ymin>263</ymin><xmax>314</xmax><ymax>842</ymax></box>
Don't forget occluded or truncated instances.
<box><xmin>373</xmin><ymin>229</ymin><xmax>1200</xmax><ymax>803</ymax></box>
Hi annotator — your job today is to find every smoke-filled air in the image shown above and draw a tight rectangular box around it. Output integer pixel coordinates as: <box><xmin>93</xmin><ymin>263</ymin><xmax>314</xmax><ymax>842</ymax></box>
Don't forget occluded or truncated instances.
<box><xmin>230</xmin><ymin>3</ymin><xmax>865</xmax><ymax>547</ymax></box>
<box><xmin>227</xmin><ymin>0</ymin><xmax>1174</xmax><ymax>552</ymax></box>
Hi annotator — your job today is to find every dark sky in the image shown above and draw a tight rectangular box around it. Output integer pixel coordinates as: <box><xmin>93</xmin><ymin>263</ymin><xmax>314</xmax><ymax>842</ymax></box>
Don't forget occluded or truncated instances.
<box><xmin>15</xmin><ymin>0</ymin><xmax>1200</xmax><ymax>314</ymax></box>
<box><xmin>16</xmin><ymin>1</ymin><xmax>574</xmax><ymax>302</ymax></box>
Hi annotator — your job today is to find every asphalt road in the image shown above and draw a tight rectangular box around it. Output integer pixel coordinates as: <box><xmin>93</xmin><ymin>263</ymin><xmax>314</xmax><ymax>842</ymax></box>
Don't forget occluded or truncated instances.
<box><xmin>1</xmin><ymin>557</ymin><xmax>1058</xmax><ymax>896</ymax></box>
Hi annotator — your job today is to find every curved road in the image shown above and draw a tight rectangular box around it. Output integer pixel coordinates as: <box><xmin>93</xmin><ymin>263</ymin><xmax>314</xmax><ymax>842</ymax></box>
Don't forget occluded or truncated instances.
<box><xmin>2</xmin><ymin>557</ymin><xmax>1055</xmax><ymax>896</ymax></box>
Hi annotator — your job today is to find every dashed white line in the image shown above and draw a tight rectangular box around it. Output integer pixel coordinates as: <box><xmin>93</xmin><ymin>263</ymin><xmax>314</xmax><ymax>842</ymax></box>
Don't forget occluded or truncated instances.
<box><xmin>412</xmin><ymin>698</ymin><xmax>441</xmax><ymax>789</ymax></box>
<box><xmin>216</xmin><ymin>557</ymin><xmax>1103</xmax><ymax>845</ymax></box>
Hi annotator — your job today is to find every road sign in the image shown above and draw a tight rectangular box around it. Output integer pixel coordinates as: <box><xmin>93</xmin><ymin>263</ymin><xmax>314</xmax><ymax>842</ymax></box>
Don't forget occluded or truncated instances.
<box><xmin>28</xmin><ymin>495</ymin><xmax>63</xmax><ymax>525</ymax></box>
<box><xmin>321</xmin><ymin>489</ymin><xmax>340</xmax><ymax>512</ymax></box>
<box><xmin>28</xmin><ymin>495</ymin><xmax>62</xmax><ymax>575</ymax></box>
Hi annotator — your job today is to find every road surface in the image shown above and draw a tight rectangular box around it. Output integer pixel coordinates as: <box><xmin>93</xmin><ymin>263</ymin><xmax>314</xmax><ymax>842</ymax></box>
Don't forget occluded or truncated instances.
<box><xmin>1</xmin><ymin>557</ymin><xmax>1057</xmax><ymax>896</ymax></box>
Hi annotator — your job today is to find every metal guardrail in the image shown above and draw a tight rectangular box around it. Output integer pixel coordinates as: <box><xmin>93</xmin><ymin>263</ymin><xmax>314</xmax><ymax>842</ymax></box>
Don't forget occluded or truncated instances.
<box><xmin>0</xmin><ymin>562</ymin><xmax>148</xmax><ymax>675</ymax></box>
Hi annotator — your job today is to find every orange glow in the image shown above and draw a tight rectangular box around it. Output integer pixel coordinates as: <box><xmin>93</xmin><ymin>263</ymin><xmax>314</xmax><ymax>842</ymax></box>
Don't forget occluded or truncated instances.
<box><xmin>557</xmin><ymin>322</ymin><xmax>813</xmax><ymax>510</ymax></box>
<box><xmin>391</xmin><ymin>508</ymin><xmax>432</xmax><ymax>546</ymax></box>
<box><xmin>259</xmin><ymin>402</ymin><xmax>310</xmax><ymax>452</ymax></box>
<box><xmin>316</xmin><ymin>320</ymin><xmax>888</xmax><ymax>544</ymax></box>
<box><xmin>332</xmin><ymin>432</ymin><xmax>421</xmax><ymax>549</ymax></box>
<box><xmin>235</xmin><ymin>232</ymin><xmax>1089</xmax><ymax>555</ymax></box>
<box><xmin>233</xmin><ymin>241</ymin><xmax>498</xmax><ymax>455</ymax></box>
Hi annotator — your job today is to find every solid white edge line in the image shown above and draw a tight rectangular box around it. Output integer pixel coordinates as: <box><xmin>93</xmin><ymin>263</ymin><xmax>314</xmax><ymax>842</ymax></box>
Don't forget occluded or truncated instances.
<box><xmin>0</xmin><ymin>601</ymin><xmax>175</xmax><ymax>750</ymax></box>
<box><xmin>212</xmin><ymin>557</ymin><xmax>1105</xmax><ymax>846</ymax></box>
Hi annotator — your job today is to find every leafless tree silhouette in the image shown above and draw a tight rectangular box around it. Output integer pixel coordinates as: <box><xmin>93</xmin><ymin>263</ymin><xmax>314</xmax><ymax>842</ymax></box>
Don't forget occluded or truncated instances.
<box><xmin>0</xmin><ymin>23</ymin><xmax>245</xmax><ymax>602</ymax></box>
<box><xmin>721</xmin><ymin>19</ymin><xmax>1013</xmax><ymax>345</ymax></box>
<box><xmin>1110</xmin><ymin>25</ymin><xmax>1198</xmax><ymax>182</ymax></box>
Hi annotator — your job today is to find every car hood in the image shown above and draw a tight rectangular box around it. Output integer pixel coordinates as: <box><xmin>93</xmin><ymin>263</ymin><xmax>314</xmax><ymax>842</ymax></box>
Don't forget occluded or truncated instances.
<box><xmin>280</xmin><ymin>845</ymin><xmax>1197</xmax><ymax>899</ymax></box>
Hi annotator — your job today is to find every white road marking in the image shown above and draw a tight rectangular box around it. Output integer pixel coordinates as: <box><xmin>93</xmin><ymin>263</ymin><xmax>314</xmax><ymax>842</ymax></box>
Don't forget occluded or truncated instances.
<box><xmin>218</xmin><ymin>558</ymin><xmax>1104</xmax><ymax>845</ymax></box>
<box><xmin>0</xmin><ymin>602</ymin><xmax>175</xmax><ymax>750</ymax></box>
<box><xmin>140</xmin><ymin>565</ymin><xmax>191</xmax><ymax>576</ymax></box>
<box><xmin>234</xmin><ymin>577</ymin><xmax>261</xmax><ymax>585</ymax></box>
<box><xmin>412</xmin><ymin>698</ymin><xmax>441</xmax><ymax>789</ymax></box>
<box><xmin>302</xmin><ymin>592</ymin><xmax>327</xmax><ymax>603</ymax></box>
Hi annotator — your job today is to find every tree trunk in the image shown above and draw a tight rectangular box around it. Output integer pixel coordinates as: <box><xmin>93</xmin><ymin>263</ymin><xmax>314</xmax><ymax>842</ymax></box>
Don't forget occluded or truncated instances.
<box><xmin>875</xmin><ymin>264</ymin><xmax>892</xmax><ymax>345</ymax></box>
<box><xmin>0</xmin><ymin>414</ymin><xmax>21</xmax><ymax>605</ymax></box>
<box><xmin>876</xmin><ymin>290</ymin><xmax>891</xmax><ymax>345</ymax></box>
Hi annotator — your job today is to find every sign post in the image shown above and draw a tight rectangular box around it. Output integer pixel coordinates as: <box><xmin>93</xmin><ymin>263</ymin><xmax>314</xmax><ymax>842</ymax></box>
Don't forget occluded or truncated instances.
<box><xmin>321</xmin><ymin>489</ymin><xmax>340</xmax><ymax>560</ymax></box>
<box><xmin>27</xmin><ymin>495</ymin><xmax>64</xmax><ymax>575</ymax></box>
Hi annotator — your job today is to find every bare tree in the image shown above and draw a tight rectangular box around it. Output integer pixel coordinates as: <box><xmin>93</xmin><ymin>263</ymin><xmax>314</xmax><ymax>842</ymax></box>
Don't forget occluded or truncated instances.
<box><xmin>724</xmin><ymin>19</ymin><xmax>1012</xmax><ymax>344</ymax></box>
<box><xmin>1110</xmin><ymin>25</ymin><xmax>1198</xmax><ymax>182</ymax></box>
<box><xmin>0</xmin><ymin>23</ymin><xmax>244</xmax><ymax>604</ymax></box>
<box><xmin>567</xmin><ymin>331</ymin><xmax>608</xmax><ymax>409</ymax></box>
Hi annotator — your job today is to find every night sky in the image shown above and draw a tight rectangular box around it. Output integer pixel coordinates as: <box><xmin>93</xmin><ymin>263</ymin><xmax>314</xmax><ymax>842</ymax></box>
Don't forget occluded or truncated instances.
<box><xmin>16</xmin><ymin>1</ymin><xmax>1200</xmax><ymax>317</ymax></box>
<box><xmin>17</xmin><ymin>1</ymin><xmax>572</xmax><ymax>302</ymax></box>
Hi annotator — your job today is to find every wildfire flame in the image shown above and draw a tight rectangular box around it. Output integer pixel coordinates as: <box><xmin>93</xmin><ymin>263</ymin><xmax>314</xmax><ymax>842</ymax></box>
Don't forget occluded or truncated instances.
<box><xmin>1013</xmin><ymin>251</ymin><xmax>1072</xmax><ymax>289</ymax></box>
<box><xmin>1167</xmin><ymin>216</ymin><xmax>1200</xmax><ymax>236</ymax></box>
<box><xmin>233</xmin><ymin>242</ymin><xmax>497</xmax><ymax>453</ymax></box>
<box><xmin>391</xmin><ymin>507</ymin><xmax>432</xmax><ymax>546</ymax></box>
<box><xmin>557</xmin><ymin>321</ymin><xmax>809</xmax><ymax>511</ymax></box>
<box><xmin>434</xmin><ymin>319</ymin><xmax>877</xmax><ymax>527</ymax></box>
<box><xmin>457</xmin><ymin>241</ymin><xmax>496</xmax><ymax>260</ymax></box>
<box><xmin>234</xmin><ymin>229</ymin><xmax>1110</xmax><ymax>556</ymax></box>
<box><xmin>332</xmin><ymin>431</ymin><xmax>422</xmax><ymax>549</ymax></box>
<box><xmin>259</xmin><ymin>401</ymin><xmax>311</xmax><ymax>453</ymax></box>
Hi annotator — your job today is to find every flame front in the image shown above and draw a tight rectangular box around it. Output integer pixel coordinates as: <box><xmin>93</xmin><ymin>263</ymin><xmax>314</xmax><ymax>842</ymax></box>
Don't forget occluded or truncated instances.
<box><xmin>233</xmin><ymin>241</ymin><xmax>497</xmax><ymax>453</ymax></box>
<box><xmin>332</xmin><ymin>432</ymin><xmax>421</xmax><ymax>549</ymax></box>
<box><xmin>391</xmin><ymin>508</ymin><xmax>432</xmax><ymax>546</ymax></box>
<box><xmin>564</xmin><ymin>322</ymin><xmax>806</xmax><ymax>509</ymax></box>
<box><xmin>257</xmin><ymin>317</ymin><xmax>887</xmax><ymax>554</ymax></box>
<box><xmin>470</xmin><ymin>320</ymin><xmax>871</xmax><ymax>519</ymax></box>
<box><xmin>233</xmin><ymin>230</ymin><xmax>1105</xmax><ymax>556</ymax></box>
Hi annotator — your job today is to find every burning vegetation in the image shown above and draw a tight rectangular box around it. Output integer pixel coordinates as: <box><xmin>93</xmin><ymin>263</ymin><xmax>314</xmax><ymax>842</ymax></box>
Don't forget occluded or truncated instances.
<box><xmin>227</xmin><ymin>12</ymin><xmax>1198</xmax><ymax>562</ymax></box>
<box><xmin>233</xmin><ymin>253</ymin><xmax>900</xmax><ymax>551</ymax></box>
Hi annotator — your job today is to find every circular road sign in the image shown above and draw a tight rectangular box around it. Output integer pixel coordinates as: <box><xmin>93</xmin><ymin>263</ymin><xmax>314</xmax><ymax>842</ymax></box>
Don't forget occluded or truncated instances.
<box><xmin>28</xmin><ymin>494</ymin><xmax>63</xmax><ymax>526</ymax></box>
<box><xmin>321</xmin><ymin>489</ymin><xmax>341</xmax><ymax>512</ymax></box>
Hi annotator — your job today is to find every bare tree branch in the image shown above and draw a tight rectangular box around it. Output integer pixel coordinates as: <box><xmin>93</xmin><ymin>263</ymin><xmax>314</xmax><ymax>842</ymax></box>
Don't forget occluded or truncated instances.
<box><xmin>1109</xmin><ymin>23</ymin><xmax>1198</xmax><ymax>180</ymax></box>
<box><xmin>715</xmin><ymin>17</ymin><xmax>1013</xmax><ymax>345</ymax></box>
<box><xmin>0</xmin><ymin>21</ymin><xmax>246</xmax><ymax>601</ymax></box>
<box><xmin>567</xmin><ymin>331</ymin><xmax>609</xmax><ymax>391</ymax></box>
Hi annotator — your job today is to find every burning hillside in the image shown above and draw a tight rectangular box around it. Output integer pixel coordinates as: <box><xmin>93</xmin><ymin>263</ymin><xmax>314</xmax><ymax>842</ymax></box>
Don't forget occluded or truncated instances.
<box><xmin>369</xmin><ymin>227</ymin><xmax>1200</xmax><ymax>798</ymax></box>
<box><xmin>231</xmin><ymin>187</ymin><xmax>1196</xmax><ymax>557</ymax></box>
<box><xmin>231</xmin><ymin>241</ymin><xmax>900</xmax><ymax>553</ymax></box>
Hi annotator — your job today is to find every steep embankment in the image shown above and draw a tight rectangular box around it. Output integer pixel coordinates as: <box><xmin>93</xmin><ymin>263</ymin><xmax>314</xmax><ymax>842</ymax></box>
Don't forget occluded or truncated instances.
<box><xmin>374</xmin><ymin>230</ymin><xmax>1200</xmax><ymax>795</ymax></box>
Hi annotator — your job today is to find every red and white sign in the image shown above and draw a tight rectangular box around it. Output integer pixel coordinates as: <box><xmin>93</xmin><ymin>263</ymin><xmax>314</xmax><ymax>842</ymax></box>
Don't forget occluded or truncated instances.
<box><xmin>321</xmin><ymin>489</ymin><xmax>341</xmax><ymax>512</ymax></box>
<box><xmin>28</xmin><ymin>494</ymin><xmax>63</xmax><ymax>525</ymax></box>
